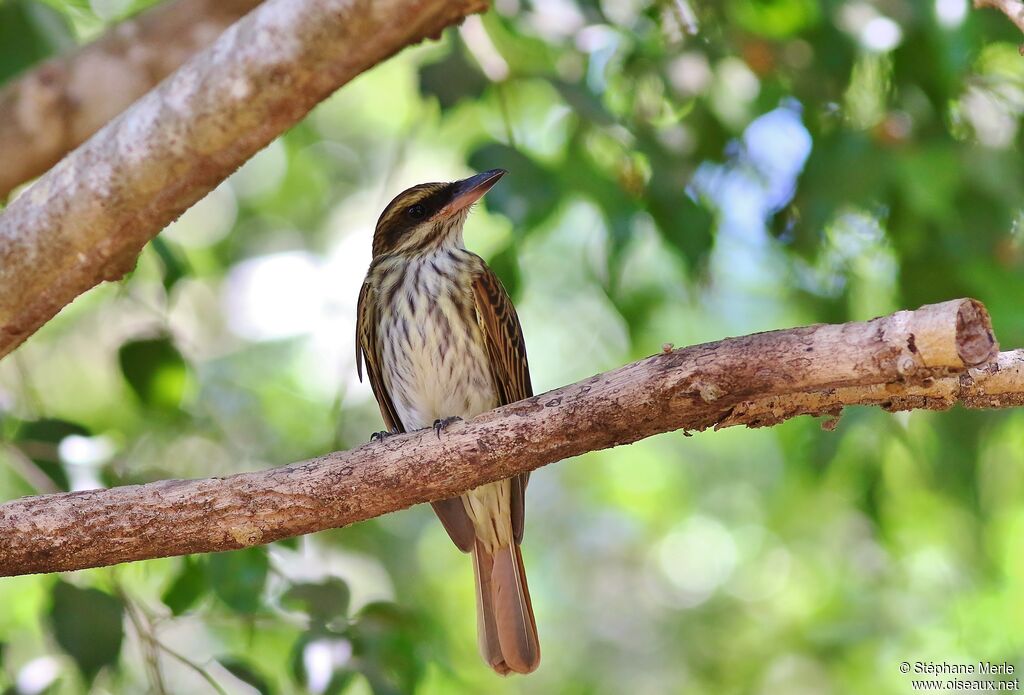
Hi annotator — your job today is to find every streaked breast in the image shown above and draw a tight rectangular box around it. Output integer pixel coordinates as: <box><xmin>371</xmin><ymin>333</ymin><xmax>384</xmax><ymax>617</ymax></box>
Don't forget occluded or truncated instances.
<box><xmin>373</xmin><ymin>249</ymin><xmax>496</xmax><ymax>430</ymax></box>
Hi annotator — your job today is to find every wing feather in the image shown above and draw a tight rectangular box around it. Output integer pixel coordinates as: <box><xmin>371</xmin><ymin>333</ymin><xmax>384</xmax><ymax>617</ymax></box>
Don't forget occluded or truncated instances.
<box><xmin>356</xmin><ymin>280</ymin><xmax>402</xmax><ymax>432</ymax></box>
<box><xmin>471</xmin><ymin>264</ymin><xmax>533</xmax><ymax>544</ymax></box>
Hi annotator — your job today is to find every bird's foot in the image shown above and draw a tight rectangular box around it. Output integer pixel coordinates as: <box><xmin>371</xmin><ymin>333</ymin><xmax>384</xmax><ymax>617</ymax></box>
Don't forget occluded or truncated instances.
<box><xmin>432</xmin><ymin>416</ymin><xmax>463</xmax><ymax>439</ymax></box>
<box><xmin>369</xmin><ymin>427</ymin><xmax>400</xmax><ymax>443</ymax></box>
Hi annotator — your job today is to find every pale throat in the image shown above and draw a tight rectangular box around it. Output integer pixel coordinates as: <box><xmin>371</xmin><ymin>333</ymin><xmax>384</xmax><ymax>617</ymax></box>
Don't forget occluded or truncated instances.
<box><xmin>426</xmin><ymin>209</ymin><xmax>469</xmax><ymax>253</ymax></box>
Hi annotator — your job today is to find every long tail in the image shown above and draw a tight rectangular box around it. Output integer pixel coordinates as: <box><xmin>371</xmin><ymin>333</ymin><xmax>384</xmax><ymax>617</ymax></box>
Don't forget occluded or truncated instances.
<box><xmin>472</xmin><ymin>538</ymin><xmax>540</xmax><ymax>675</ymax></box>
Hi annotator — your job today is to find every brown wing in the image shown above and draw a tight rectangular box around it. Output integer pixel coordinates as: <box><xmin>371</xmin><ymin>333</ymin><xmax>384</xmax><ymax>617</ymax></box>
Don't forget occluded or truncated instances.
<box><xmin>471</xmin><ymin>263</ymin><xmax>533</xmax><ymax>544</ymax></box>
<box><xmin>356</xmin><ymin>280</ymin><xmax>402</xmax><ymax>432</ymax></box>
<box><xmin>356</xmin><ymin>278</ymin><xmax>476</xmax><ymax>552</ymax></box>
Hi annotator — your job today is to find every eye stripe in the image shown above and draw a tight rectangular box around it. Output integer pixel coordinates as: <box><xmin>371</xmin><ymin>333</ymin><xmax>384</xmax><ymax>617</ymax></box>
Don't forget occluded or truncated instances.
<box><xmin>372</xmin><ymin>182</ymin><xmax>453</xmax><ymax>256</ymax></box>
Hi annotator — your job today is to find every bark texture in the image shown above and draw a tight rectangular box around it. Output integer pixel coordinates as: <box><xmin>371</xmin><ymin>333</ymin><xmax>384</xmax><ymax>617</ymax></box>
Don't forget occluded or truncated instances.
<box><xmin>0</xmin><ymin>0</ymin><xmax>262</xmax><ymax>201</ymax></box>
<box><xmin>0</xmin><ymin>299</ymin><xmax>1014</xmax><ymax>577</ymax></box>
<box><xmin>0</xmin><ymin>0</ymin><xmax>486</xmax><ymax>360</ymax></box>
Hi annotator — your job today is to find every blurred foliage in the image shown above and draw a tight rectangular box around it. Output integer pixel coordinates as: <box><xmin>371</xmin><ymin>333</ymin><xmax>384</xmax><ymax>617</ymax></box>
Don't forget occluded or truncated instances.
<box><xmin>49</xmin><ymin>582</ymin><xmax>124</xmax><ymax>683</ymax></box>
<box><xmin>1</xmin><ymin>0</ymin><xmax>1024</xmax><ymax>693</ymax></box>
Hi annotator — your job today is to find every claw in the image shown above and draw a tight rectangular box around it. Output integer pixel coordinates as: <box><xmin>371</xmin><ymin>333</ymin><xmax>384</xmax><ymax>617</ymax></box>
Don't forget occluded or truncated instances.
<box><xmin>432</xmin><ymin>416</ymin><xmax>463</xmax><ymax>439</ymax></box>
<box><xmin>369</xmin><ymin>427</ymin><xmax>400</xmax><ymax>442</ymax></box>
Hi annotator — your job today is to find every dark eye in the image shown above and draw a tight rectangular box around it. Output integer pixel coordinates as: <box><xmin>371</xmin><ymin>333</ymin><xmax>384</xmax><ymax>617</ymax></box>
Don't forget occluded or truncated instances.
<box><xmin>407</xmin><ymin>204</ymin><xmax>425</xmax><ymax>220</ymax></box>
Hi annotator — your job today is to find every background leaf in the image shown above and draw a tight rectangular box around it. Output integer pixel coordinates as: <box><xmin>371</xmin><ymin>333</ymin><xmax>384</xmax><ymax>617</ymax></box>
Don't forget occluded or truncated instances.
<box><xmin>0</xmin><ymin>0</ymin><xmax>73</xmax><ymax>83</ymax></box>
<box><xmin>49</xmin><ymin>581</ymin><xmax>124</xmax><ymax>683</ymax></box>
<box><xmin>468</xmin><ymin>143</ymin><xmax>561</xmax><ymax>228</ymax></box>
<box><xmin>208</xmin><ymin>548</ymin><xmax>268</xmax><ymax>614</ymax></box>
<box><xmin>11</xmin><ymin>417</ymin><xmax>89</xmax><ymax>492</ymax></box>
<box><xmin>220</xmin><ymin>657</ymin><xmax>272</xmax><ymax>695</ymax></box>
<box><xmin>161</xmin><ymin>556</ymin><xmax>208</xmax><ymax>616</ymax></box>
<box><xmin>117</xmin><ymin>337</ymin><xmax>188</xmax><ymax>412</ymax></box>
<box><xmin>282</xmin><ymin>578</ymin><xmax>351</xmax><ymax>628</ymax></box>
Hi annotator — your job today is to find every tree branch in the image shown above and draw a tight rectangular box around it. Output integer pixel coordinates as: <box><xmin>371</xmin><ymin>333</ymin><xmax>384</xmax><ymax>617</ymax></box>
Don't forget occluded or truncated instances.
<box><xmin>975</xmin><ymin>0</ymin><xmax>1024</xmax><ymax>37</ymax></box>
<box><xmin>719</xmin><ymin>349</ymin><xmax>1024</xmax><ymax>429</ymax></box>
<box><xmin>0</xmin><ymin>0</ymin><xmax>486</xmax><ymax>360</ymax></box>
<box><xmin>0</xmin><ymin>299</ymin><xmax>1013</xmax><ymax>577</ymax></box>
<box><xmin>0</xmin><ymin>0</ymin><xmax>262</xmax><ymax>201</ymax></box>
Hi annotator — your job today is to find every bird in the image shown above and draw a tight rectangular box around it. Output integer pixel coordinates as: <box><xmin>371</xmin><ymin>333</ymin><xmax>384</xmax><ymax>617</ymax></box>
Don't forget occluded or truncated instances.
<box><xmin>355</xmin><ymin>169</ymin><xmax>540</xmax><ymax>675</ymax></box>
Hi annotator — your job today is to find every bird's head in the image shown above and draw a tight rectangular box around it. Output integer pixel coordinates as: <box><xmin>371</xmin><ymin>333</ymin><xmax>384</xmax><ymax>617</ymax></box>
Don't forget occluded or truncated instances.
<box><xmin>371</xmin><ymin>169</ymin><xmax>506</xmax><ymax>258</ymax></box>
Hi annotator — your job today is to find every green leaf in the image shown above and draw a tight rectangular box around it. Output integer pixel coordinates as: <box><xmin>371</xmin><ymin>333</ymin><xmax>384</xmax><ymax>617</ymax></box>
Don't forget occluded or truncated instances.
<box><xmin>783</xmin><ymin>132</ymin><xmax>886</xmax><ymax>256</ymax></box>
<box><xmin>418</xmin><ymin>39</ymin><xmax>489</xmax><ymax>109</ymax></box>
<box><xmin>323</xmin><ymin>669</ymin><xmax>358</xmax><ymax>695</ymax></box>
<box><xmin>479</xmin><ymin>11</ymin><xmax>559</xmax><ymax>75</ymax></box>
<box><xmin>49</xmin><ymin>581</ymin><xmax>124</xmax><ymax>683</ymax></box>
<box><xmin>468</xmin><ymin>143</ymin><xmax>560</xmax><ymax>228</ymax></box>
<box><xmin>647</xmin><ymin>184</ymin><xmax>714</xmax><ymax>270</ymax></box>
<box><xmin>161</xmin><ymin>556</ymin><xmax>208</xmax><ymax>616</ymax></box>
<box><xmin>484</xmin><ymin>242</ymin><xmax>522</xmax><ymax>300</ymax></box>
<box><xmin>726</xmin><ymin>0</ymin><xmax>820</xmax><ymax>39</ymax></box>
<box><xmin>118</xmin><ymin>337</ymin><xmax>188</xmax><ymax>411</ymax></box>
<box><xmin>150</xmin><ymin>237</ymin><xmax>190</xmax><ymax>293</ymax></box>
<box><xmin>220</xmin><ymin>657</ymin><xmax>272</xmax><ymax>695</ymax></box>
<box><xmin>350</xmin><ymin>603</ymin><xmax>424</xmax><ymax>695</ymax></box>
<box><xmin>14</xmin><ymin>417</ymin><xmax>89</xmax><ymax>443</ymax></box>
<box><xmin>208</xmin><ymin>548</ymin><xmax>268</xmax><ymax>614</ymax></box>
<box><xmin>13</xmin><ymin>417</ymin><xmax>90</xmax><ymax>492</ymax></box>
<box><xmin>282</xmin><ymin>578</ymin><xmax>351</xmax><ymax>627</ymax></box>
<box><xmin>0</xmin><ymin>0</ymin><xmax>74</xmax><ymax>85</ymax></box>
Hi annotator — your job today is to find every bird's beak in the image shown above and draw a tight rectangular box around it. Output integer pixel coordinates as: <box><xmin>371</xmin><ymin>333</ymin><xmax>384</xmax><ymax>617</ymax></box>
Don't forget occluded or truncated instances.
<box><xmin>438</xmin><ymin>169</ymin><xmax>506</xmax><ymax>218</ymax></box>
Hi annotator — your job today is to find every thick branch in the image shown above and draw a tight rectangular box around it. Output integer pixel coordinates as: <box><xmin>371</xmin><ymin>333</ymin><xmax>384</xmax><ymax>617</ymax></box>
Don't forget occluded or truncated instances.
<box><xmin>0</xmin><ymin>299</ymin><xmax>1011</xmax><ymax>577</ymax></box>
<box><xmin>975</xmin><ymin>0</ymin><xmax>1024</xmax><ymax>37</ymax></box>
<box><xmin>718</xmin><ymin>349</ymin><xmax>1024</xmax><ymax>429</ymax></box>
<box><xmin>0</xmin><ymin>0</ymin><xmax>262</xmax><ymax>200</ymax></box>
<box><xmin>0</xmin><ymin>0</ymin><xmax>486</xmax><ymax>360</ymax></box>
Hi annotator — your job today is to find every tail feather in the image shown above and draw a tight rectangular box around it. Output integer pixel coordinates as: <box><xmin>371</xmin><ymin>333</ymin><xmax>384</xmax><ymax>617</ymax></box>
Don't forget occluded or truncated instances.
<box><xmin>473</xmin><ymin>539</ymin><xmax>540</xmax><ymax>675</ymax></box>
<box><xmin>471</xmin><ymin>541</ymin><xmax>510</xmax><ymax>674</ymax></box>
<box><xmin>492</xmin><ymin>544</ymin><xmax>540</xmax><ymax>673</ymax></box>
